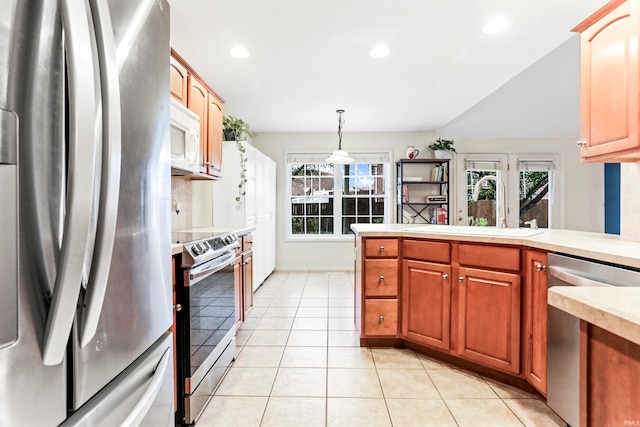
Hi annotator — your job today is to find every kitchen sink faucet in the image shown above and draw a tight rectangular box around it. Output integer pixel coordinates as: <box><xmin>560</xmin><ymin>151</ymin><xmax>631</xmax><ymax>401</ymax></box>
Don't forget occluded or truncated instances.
<box><xmin>472</xmin><ymin>175</ymin><xmax>507</xmax><ymax>228</ymax></box>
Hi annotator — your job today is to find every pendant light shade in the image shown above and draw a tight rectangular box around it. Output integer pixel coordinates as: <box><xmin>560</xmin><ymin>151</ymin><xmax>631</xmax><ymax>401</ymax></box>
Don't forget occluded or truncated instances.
<box><xmin>326</xmin><ymin>109</ymin><xmax>353</xmax><ymax>164</ymax></box>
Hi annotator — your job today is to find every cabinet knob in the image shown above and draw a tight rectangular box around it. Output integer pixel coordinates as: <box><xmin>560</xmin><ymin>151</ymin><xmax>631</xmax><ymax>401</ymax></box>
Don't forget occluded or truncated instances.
<box><xmin>577</xmin><ymin>140</ymin><xmax>587</xmax><ymax>147</ymax></box>
<box><xmin>175</xmin><ymin>304</ymin><xmax>182</xmax><ymax>312</ymax></box>
<box><xmin>379</xmin><ymin>275</ymin><xmax>384</xmax><ymax>283</ymax></box>
<box><xmin>204</xmin><ymin>161</ymin><xmax>211</xmax><ymax>166</ymax></box>
<box><xmin>379</xmin><ymin>315</ymin><xmax>384</xmax><ymax>322</ymax></box>
<box><xmin>458</xmin><ymin>277</ymin><xmax>465</xmax><ymax>283</ymax></box>
<box><xmin>379</xmin><ymin>246</ymin><xmax>385</xmax><ymax>252</ymax></box>
<box><xmin>536</xmin><ymin>264</ymin><xmax>547</xmax><ymax>272</ymax></box>
<box><xmin>442</xmin><ymin>274</ymin><xmax>448</xmax><ymax>280</ymax></box>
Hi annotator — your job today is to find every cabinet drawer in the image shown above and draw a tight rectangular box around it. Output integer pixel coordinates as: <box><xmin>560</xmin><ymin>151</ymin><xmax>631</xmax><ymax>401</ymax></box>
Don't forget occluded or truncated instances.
<box><xmin>458</xmin><ymin>244</ymin><xmax>520</xmax><ymax>272</ymax></box>
<box><xmin>403</xmin><ymin>239</ymin><xmax>450</xmax><ymax>263</ymax></box>
<box><xmin>242</xmin><ymin>234</ymin><xmax>253</xmax><ymax>252</ymax></box>
<box><xmin>364</xmin><ymin>299</ymin><xmax>398</xmax><ymax>337</ymax></box>
<box><xmin>365</xmin><ymin>238</ymin><xmax>398</xmax><ymax>258</ymax></box>
<box><xmin>364</xmin><ymin>260</ymin><xmax>398</xmax><ymax>297</ymax></box>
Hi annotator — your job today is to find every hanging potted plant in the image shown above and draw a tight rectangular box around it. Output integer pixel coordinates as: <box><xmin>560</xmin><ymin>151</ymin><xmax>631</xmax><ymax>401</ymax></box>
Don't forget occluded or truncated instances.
<box><xmin>428</xmin><ymin>138</ymin><xmax>456</xmax><ymax>159</ymax></box>
<box><xmin>222</xmin><ymin>115</ymin><xmax>257</xmax><ymax>202</ymax></box>
<box><xmin>223</xmin><ymin>115</ymin><xmax>256</xmax><ymax>142</ymax></box>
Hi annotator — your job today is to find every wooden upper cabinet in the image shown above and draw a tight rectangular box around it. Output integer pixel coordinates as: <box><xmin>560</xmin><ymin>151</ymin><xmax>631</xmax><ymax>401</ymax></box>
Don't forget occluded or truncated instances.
<box><xmin>169</xmin><ymin>56</ymin><xmax>188</xmax><ymax>106</ymax></box>
<box><xmin>456</xmin><ymin>267</ymin><xmax>521</xmax><ymax>374</ymax></box>
<box><xmin>207</xmin><ymin>94</ymin><xmax>224</xmax><ymax>177</ymax></box>
<box><xmin>171</xmin><ymin>49</ymin><xmax>225</xmax><ymax>179</ymax></box>
<box><xmin>187</xmin><ymin>74</ymin><xmax>209</xmax><ymax>174</ymax></box>
<box><xmin>573</xmin><ymin>0</ymin><xmax>640</xmax><ymax>162</ymax></box>
<box><xmin>523</xmin><ymin>250</ymin><xmax>548</xmax><ymax>395</ymax></box>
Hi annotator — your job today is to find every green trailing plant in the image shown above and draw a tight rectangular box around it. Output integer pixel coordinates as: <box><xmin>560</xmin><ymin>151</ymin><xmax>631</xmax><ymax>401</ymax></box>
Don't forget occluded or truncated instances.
<box><xmin>428</xmin><ymin>138</ymin><xmax>456</xmax><ymax>153</ymax></box>
<box><xmin>223</xmin><ymin>115</ymin><xmax>256</xmax><ymax>141</ymax></box>
<box><xmin>235</xmin><ymin>141</ymin><xmax>248</xmax><ymax>202</ymax></box>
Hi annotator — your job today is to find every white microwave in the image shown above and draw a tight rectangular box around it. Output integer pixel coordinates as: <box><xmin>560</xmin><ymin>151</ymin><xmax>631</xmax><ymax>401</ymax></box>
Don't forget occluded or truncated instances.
<box><xmin>170</xmin><ymin>98</ymin><xmax>200</xmax><ymax>175</ymax></box>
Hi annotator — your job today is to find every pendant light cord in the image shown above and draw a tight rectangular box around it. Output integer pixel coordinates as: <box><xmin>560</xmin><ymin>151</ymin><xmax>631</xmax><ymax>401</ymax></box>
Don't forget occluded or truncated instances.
<box><xmin>336</xmin><ymin>109</ymin><xmax>345</xmax><ymax>150</ymax></box>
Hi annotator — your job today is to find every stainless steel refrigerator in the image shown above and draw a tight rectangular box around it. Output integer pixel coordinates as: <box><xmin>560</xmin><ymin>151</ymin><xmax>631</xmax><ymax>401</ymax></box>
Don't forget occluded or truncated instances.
<box><xmin>0</xmin><ymin>0</ymin><xmax>174</xmax><ymax>425</ymax></box>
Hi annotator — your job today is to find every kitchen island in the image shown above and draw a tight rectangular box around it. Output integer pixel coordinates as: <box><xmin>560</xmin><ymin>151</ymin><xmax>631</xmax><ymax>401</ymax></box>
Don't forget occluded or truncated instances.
<box><xmin>351</xmin><ymin>223</ymin><xmax>640</xmax><ymax>412</ymax></box>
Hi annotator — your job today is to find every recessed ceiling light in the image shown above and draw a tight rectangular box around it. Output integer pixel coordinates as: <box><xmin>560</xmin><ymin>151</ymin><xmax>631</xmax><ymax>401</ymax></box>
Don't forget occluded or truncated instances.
<box><xmin>230</xmin><ymin>46</ymin><xmax>250</xmax><ymax>58</ymax></box>
<box><xmin>482</xmin><ymin>16</ymin><xmax>512</xmax><ymax>34</ymax></box>
<box><xmin>370</xmin><ymin>44</ymin><xmax>391</xmax><ymax>58</ymax></box>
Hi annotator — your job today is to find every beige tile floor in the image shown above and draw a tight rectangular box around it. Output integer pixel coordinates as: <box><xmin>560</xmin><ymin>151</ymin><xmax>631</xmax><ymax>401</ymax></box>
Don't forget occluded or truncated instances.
<box><xmin>196</xmin><ymin>271</ymin><xmax>567</xmax><ymax>427</ymax></box>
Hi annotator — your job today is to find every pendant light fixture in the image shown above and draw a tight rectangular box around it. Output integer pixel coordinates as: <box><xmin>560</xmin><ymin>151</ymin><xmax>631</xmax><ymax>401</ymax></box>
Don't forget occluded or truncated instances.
<box><xmin>326</xmin><ymin>109</ymin><xmax>354</xmax><ymax>164</ymax></box>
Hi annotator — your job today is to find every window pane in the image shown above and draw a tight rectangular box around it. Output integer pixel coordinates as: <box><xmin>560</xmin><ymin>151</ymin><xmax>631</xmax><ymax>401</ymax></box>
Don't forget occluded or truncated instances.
<box><xmin>342</xmin><ymin>198</ymin><xmax>356</xmax><ymax>215</ymax></box>
<box><xmin>306</xmin><ymin>217</ymin><xmax>319</xmax><ymax>234</ymax></box>
<box><xmin>320</xmin><ymin>199</ymin><xmax>333</xmax><ymax>215</ymax></box>
<box><xmin>320</xmin><ymin>177</ymin><xmax>334</xmax><ymax>193</ymax></box>
<box><xmin>357</xmin><ymin>198</ymin><xmax>370</xmax><ymax>215</ymax></box>
<box><xmin>291</xmin><ymin>202</ymin><xmax>304</xmax><ymax>216</ymax></box>
<box><xmin>372</xmin><ymin>197</ymin><xmax>384</xmax><ymax>215</ymax></box>
<box><xmin>291</xmin><ymin>177</ymin><xmax>306</xmax><ymax>196</ymax></box>
<box><xmin>372</xmin><ymin>217</ymin><xmax>384</xmax><ymax>224</ymax></box>
<box><xmin>291</xmin><ymin>217</ymin><xmax>304</xmax><ymax>234</ymax></box>
<box><xmin>520</xmin><ymin>170</ymin><xmax>550</xmax><ymax>228</ymax></box>
<box><xmin>467</xmin><ymin>170</ymin><xmax>498</xmax><ymax>227</ymax></box>
<box><xmin>306</xmin><ymin>203</ymin><xmax>319</xmax><ymax>216</ymax></box>
<box><xmin>320</xmin><ymin>217</ymin><xmax>333</xmax><ymax>234</ymax></box>
<box><xmin>342</xmin><ymin>217</ymin><xmax>356</xmax><ymax>234</ymax></box>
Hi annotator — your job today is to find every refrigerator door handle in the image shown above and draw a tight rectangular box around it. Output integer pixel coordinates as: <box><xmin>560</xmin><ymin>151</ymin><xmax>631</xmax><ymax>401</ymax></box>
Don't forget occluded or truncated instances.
<box><xmin>43</xmin><ymin>0</ymin><xmax>99</xmax><ymax>366</ymax></box>
<box><xmin>79</xmin><ymin>0</ymin><xmax>122</xmax><ymax>348</ymax></box>
<box><xmin>121</xmin><ymin>347</ymin><xmax>171</xmax><ymax>427</ymax></box>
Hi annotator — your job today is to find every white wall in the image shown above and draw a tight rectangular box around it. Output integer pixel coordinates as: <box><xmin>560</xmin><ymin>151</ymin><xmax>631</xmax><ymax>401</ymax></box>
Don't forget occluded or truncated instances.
<box><xmin>437</xmin><ymin>36</ymin><xmax>581</xmax><ymax>138</ymax></box>
<box><xmin>620</xmin><ymin>163</ymin><xmax>640</xmax><ymax>238</ymax></box>
<box><xmin>253</xmin><ymin>132</ymin><xmax>435</xmax><ymax>271</ymax></box>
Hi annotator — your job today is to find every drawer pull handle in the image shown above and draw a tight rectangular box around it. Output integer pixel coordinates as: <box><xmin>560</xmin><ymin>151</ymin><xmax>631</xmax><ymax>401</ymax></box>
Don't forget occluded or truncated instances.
<box><xmin>379</xmin><ymin>275</ymin><xmax>384</xmax><ymax>282</ymax></box>
<box><xmin>458</xmin><ymin>277</ymin><xmax>464</xmax><ymax>283</ymax></box>
<box><xmin>379</xmin><ymin>246</ymin><xmax>385</xmax><ymax>252</ymax></box>
<box><xmin>536</xmin><ymin>264</ymin><xmax>547</xmax><ymax>272</ymax></box>
<box><xmin>577</xmin><ymin>140</ymin><xmax>587</xmax><ymax>147</ymax></box>
<box><xmin>442</xmin><ymin>274</ymin><xmax>448</xmax><ymax>280</ymax></box>
<box><xmin>379</xmin><ymin>315</ymin><xmax>384</xmax><ymax>322</ymax></box>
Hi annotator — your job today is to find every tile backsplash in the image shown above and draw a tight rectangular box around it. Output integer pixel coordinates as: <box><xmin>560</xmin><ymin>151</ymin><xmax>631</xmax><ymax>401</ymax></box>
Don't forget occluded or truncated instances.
<box><xmin>171</xmin><ymin>176</ymin><xmax>192</xmax><ymax>230</ymax></box>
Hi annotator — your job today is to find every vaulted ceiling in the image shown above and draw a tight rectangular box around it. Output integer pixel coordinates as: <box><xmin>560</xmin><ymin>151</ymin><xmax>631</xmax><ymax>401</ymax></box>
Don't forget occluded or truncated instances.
<box><xmin>169</xmin><ymin>0</ymin><xmax>609</xmax><ymax>133</ymax></box>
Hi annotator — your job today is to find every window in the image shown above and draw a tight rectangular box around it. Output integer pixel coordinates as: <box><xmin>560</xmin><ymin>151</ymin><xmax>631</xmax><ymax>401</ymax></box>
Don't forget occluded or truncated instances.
<box><xmin>456</xmin><ymin>153</ymin><xmax>559</xmax><ymax>229</ymax></box>
<box><xmin>287</xmin><ymin>153</ymin><xmax>390</xmax><ymax>238</ymax></box>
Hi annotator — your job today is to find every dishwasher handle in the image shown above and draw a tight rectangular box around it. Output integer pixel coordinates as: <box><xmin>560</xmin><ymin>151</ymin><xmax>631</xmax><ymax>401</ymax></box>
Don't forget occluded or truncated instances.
<box><xmin>548</xmin><ymin>265</ymin><xmax>613</xmax><ymax>288</ymax></box>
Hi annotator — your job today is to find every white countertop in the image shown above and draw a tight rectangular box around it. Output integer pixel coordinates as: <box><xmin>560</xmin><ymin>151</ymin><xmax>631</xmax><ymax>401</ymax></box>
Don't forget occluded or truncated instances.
<box><xmin>548</xmin><ymin>287</ymin><xmax>640</xmax><ymax>345</ymax></box>
<box><xmin>351</xmin><ymin>224</ymin><xmax>640</xmax><ymax>269</ymax></box>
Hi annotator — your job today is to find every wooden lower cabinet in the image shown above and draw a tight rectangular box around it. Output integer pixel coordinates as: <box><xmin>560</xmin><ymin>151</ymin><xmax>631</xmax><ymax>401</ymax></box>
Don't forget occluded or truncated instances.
<box><xmin>524</xmin><ymin>250</ymin><xmax>548</xmax><ymax>395</ymax></box>
<box><xmin>581</xmin><ymin>322</ymin><xmax>640</xmax><ymax>425</ymax></box>
<box><xmin>456</xmin><ymin>267</ymin><xmax>521</xmax><ymax>374</ymax></box>
<box><xmin>364</xmin><ymin>299</ymin><xmax>398</xmax><ymax>337</ymax></box>
<box><xmin>402</xmin><ymin>259</ymin><xmax>451</xmax><ymax>351</ymax></box>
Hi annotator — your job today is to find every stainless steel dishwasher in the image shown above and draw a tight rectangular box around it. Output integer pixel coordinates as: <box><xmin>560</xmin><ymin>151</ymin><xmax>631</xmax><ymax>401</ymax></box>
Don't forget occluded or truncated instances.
<box><xmin>547</xmin><ymin>253</ymin><xmax>640</xmax><ymax>427</ymax></box>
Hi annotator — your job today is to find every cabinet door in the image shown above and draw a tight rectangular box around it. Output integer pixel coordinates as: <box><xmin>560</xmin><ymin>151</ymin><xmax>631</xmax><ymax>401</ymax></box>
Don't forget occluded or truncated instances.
<box><xmin>457</xmin><ymin>267</ymin><xmax>521</xmax><ymax>374</ymax></box>
<box><xmin>402</xmin><ymin>260</ymin><xmax>451</xmax><ymax>351</ymax></box>
<box><xmin>577</xmin><ymin>0</ymin><xmax>640</xmax><ymax>161</ymax></box>
<box><xmin>187</xmin><ymin>74</ymin><xmax>208</xmax><ymax>174</ymax></box>
<box><xmin>234</xmin><ymin>257</ymin><xmax>242</xmax><ymax>326</ymax></box>
<box><xmin>169</xmin><ymin>56</ymin><xmax>188</xmax><ymax>106</ymax></box>
<box><xmin>524</xmin><ymin>250</ymin><xmax>547</xmax><ymax>395</ymax></box>
<box><xmin>207</xmin><ymin>94</ymin><xmax>223</xmax><ymax>177</ymax></box>
<box><xmin>243</xmin><ymin>251</ymin><xmax>253</xmax><ymax>319</ymax></box>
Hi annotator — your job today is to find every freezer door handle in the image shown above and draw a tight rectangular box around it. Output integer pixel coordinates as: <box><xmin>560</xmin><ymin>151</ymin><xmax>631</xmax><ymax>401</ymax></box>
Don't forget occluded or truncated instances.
<box><xmin>43</xmin><ymin>0</ymin><xmax>99</xmax><ymax>366</ymax></box>
<box><xmin>79</xmin><ymin>0</ymin><xmax>122</xmax><ymax>348</ymax></box>
<box><xmin>121</xmin><ymin>347</ymin><xmax>171</xmax><ymax>427</ymax></box>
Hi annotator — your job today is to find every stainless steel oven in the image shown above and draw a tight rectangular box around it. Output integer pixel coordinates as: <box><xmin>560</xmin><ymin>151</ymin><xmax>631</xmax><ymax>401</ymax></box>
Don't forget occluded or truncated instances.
<box><xmin>174</xmin><ymin>231</ymin><xmax>240</xmax><ymax>426</ymax></box>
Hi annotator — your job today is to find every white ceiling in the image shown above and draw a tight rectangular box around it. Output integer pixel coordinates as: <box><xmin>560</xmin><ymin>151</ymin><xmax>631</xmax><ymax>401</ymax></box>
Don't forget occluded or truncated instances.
<box><xmin>169</xmin><ymin>0</ymin><xmax>609</xmax><ymax>133</ymax></box>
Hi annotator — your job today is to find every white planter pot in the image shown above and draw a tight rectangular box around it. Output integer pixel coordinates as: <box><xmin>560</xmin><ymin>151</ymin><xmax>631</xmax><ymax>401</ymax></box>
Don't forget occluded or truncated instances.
<box><xmin>433</xmin><ymin>150</ymin><xmax>452</xmax><ymax>159</ymax></box>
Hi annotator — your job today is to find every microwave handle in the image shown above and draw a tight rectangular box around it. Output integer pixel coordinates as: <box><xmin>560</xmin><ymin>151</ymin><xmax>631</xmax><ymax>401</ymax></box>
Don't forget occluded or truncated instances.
<box><xmin>188</xmin><ymin>129</ymin><xmax>199</xmax><ymax>167</ymax></box>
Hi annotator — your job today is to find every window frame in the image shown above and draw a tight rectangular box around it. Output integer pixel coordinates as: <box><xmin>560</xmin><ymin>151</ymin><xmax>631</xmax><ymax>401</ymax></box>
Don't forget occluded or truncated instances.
<box><xmin>454</xmin><ymin>152</ymin><xmax>561</xmax><ymax>229</ymax></box>
<box><xmin>284</xmin><ymin>151</ymin><xmax>392</xmax><ymax>241</ymax></box>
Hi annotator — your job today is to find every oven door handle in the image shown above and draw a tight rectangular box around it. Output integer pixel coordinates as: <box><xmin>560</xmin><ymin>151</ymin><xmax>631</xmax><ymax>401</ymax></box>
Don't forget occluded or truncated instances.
<box><xmin>188</xmin><ymin>252</ymin><xmax>235</xmax><ymax>285</ymax></box>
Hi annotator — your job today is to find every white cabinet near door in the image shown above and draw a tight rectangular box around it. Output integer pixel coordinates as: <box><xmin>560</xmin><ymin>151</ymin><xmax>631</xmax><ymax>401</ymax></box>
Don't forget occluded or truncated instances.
<box><xmin>213</xmin><ymin>141</ymin><xmax>276</xmax><ymax>291</ymax></box>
